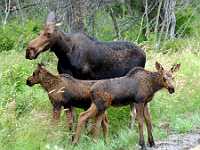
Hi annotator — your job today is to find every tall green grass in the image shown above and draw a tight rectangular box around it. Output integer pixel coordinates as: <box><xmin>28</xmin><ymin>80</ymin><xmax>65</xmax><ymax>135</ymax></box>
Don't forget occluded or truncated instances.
<box><xmin>1</xmin><ymin>8</ymin><xmax>200</xmax><ymax>149</ymax></box>
<box><xmin>0</xmin><ymin>48</ymin><xmax>200</xmax><ymax>150</ymax></box>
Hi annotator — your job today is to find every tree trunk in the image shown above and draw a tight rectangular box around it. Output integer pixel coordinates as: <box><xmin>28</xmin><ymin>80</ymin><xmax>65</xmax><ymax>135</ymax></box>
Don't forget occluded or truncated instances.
<box><xmin>69</xmin><ymin>0</ymin><xmax>85</xmax><ymax>32</ymax></box>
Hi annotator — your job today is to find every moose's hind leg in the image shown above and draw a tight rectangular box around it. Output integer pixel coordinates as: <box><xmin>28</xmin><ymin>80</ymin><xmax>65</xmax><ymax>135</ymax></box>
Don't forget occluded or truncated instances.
<box><xmin>72</xmin><ymin>104</ymin><xmax>97</xmax><ymax>144</ymax></box>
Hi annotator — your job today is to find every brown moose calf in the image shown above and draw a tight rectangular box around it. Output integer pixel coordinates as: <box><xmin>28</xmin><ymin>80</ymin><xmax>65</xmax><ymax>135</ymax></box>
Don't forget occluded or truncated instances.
<box><xmin>26</xmin><ymin>64</ymin><xmax>108</xmax><ymax>137</ymax></box>
<box><xmin>73</xmin><ymin>62</ymin><xmax>180</xmax><ymax>149</ymax></box>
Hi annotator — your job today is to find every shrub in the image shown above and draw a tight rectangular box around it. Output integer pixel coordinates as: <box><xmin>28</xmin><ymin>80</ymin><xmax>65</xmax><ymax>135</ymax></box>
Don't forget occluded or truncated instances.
<box><xmin>0</xmin><ymin>20</ymin><xmax>41</xmax><ymax>52</ymax></box>
<box><xmin>175</xmin><ymin>6</ymin><xmax>195</xmax><ymax>37</ymax></box>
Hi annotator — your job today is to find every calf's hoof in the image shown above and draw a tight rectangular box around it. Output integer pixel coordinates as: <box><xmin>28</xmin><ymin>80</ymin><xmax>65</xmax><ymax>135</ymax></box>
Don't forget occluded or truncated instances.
<box><xmin>149</xmin><ymin>140</ymin><xmax>155</xmax><ymax>147</ymax></box>
<box><xmin>92</xmin><ymin>138</ymin><xmax>98</xmax><ymax>143</ymax></box>
<box><xmin>140</xmin><ymin>145</ymin><xmax>147</xmax><ymax>150</ymax></box>
<box><xmin>104</xmin><ymin>138</ymin><xmax>109</xmax><ymax>144</ymax></box>
<box><xmin>72</xmin><ymin>139</ymin><xmax>78</xmax><ymax>145</ymax></box>
<box><xmin>71</xmin><ymin>136</ymin><xmax>79</xmax><ymax>145</ymax></box>
<box><xmin>139</xmin><ymin>142</ymin><xmax>146</xmax><ymax>150</ymax></box>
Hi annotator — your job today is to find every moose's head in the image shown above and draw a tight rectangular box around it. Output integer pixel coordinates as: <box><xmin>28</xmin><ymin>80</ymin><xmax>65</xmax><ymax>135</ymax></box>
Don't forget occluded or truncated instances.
<box><xmin>155</xmin><ymin>61</ymin><xmax>180</xmax><ymax>94</ymax></box>
<box><xmin>26</xmin><ymin>63</ymin><xmax>47</xmax><ymax>86</ymax></box>
<box><xmin>25</xmin><ymin>12</ymin><xmax>62</xmax><ymax>59</ymax></box>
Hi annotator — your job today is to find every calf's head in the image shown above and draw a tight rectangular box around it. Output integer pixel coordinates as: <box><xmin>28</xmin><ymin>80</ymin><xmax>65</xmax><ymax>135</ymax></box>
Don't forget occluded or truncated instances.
<box><xmin>155</xmin><ymin>61</ymin><xmax>180</xmax><ymax>94</ymax></box>
<box><xmin>26</xmin><ymin>12</ymin><xmax>60</xmax><ymax>59</ymax></box>
<box><xmin>26</xmin><ymin>64</ymin><xmax>46</xmax><ymax>86</ymax></box>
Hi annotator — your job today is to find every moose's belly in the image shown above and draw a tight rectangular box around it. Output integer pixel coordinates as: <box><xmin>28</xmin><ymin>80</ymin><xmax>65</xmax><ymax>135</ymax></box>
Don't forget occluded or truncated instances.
<box><xmin>106</xmin><ymin>79</ymin><xmax>137</xmax><ymax>107</ymax></box>
<box><xmin>111</xmin><ymin>95</ymin><xmax>134</xmax><ymax>107</ymax></box>
<box><xmin>68</xmin><ymin>61</ymin><xmax>134</xmax><ymax>80</ymax></box>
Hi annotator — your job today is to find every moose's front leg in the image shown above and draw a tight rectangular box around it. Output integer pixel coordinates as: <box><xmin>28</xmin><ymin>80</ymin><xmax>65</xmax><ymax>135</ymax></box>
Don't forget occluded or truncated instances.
<box><xmin>92</xmin><ymin>112</ymin><xmax>105</xmax><ymax>143</ymax></box>
<box><xmin>64</xmin><ymin>106</ymin><xmax>75</xmax><ymax>131</ymax></box>
<box><xmin>101</xmin><ymin>112</ymin><xmax>109</xmax><ymax>143</ymax></box>
<box><xmin>129</xmin><ymin>103</ymin><xmax>136</xmax><ymax>129</ymax></box>
<box><xmin>135</xmin><ymin>103</ymin><xmax>146</xmax><ymax>150</ymax></box>
<box><xmin>144</xmin><ymin>104</ymin><xmax>155</xmax><ymax>147</ymax></box>
<box><xmin>52</xmin><ymin>104</ymin><xmax>61</xmax><ymax>123</ymax></box>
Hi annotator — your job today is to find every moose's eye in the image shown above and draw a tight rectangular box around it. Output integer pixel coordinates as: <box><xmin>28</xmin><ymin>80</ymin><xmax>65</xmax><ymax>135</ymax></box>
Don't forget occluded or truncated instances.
<box><xmin>163</xmin><ymin>77</ymin><xmax>167</xmax><ymax>82</ymax></box>
<box><xmin>46</xmin><ymin>32</ymin><xmax>51</xmax><ymax>38</ymax></box>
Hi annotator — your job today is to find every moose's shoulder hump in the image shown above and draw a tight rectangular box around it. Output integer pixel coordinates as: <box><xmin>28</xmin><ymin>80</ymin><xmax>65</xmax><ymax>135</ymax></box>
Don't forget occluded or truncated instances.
<box><xmin>126</xmin><ymin>67</ymin><xmax>145</xmax><ymax>77</ymax></box>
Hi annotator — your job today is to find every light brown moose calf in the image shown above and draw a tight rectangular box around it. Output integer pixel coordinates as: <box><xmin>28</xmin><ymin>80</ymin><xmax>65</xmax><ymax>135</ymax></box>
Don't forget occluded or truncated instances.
<box><xmin>26</xmin><ymin>64</ymin><xmax>108</xmax><ymax>139</ymax></box>
<box><xmin>73</xmin><ymin>62</ymin><xmax>180</xmax><ymax>150</ymax></box>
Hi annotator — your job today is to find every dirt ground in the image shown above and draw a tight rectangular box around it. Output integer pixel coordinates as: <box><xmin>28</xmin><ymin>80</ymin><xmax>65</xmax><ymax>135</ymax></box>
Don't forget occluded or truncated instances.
<box><xmin>147</xmin><ymin>130</ymin><xmax>200</xmax><ymax>150</ymax></box>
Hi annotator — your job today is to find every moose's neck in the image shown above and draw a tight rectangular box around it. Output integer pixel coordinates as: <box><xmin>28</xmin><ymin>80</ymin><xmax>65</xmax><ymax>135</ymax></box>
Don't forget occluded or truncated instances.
<box><xmin>40</xmin><ymin>72</ymin><xmax>62</xmax><ymax>93</ymax></box>
<box><xmin>150</xmin><ymin>72</ymin><xmax>164</xmax><ymax>93</ymax></box>
<box><xmin>51</xmin><ymin>32</ymin><xmax>71</xmax><ymax>60</ymax></box>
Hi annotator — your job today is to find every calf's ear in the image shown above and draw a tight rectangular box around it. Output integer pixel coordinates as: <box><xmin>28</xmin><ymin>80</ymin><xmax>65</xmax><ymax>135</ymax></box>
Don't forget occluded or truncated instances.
<box><xmin>155</xmin><ymin>61</ymin><xmax>163</xmax><ymax>73</ymax></box>
<box><xmin>171</xmin><ymin>64</ymin><xmax>181</xmax><ymax>73</ymax></box>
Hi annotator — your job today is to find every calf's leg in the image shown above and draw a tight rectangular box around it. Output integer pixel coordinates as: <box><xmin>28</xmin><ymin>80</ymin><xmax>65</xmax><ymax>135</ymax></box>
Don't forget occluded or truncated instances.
<box><xmin>52</xmin><ymin>104</ymin><xmax>61</xmax><ymax>123</ymax></box>
<box><xmin>72</xmin><ymin>103</ymin><xmax>97</xmax><ymax>144</ymax></box>
<box><xmin>101</xmin><ymin>113</ymin><xmax>109</xmax><ymax>143</ymax></box>
<box><xmin>135</xmin><ymin>103</ymin><xmax>146</xmax><ymax>150</ymax></box>
<box><xmin>92</xmin><ymin>113</ymin><xmax>105</xmax><ymax>142</ymax></box>
<box><xmin>64</xmin><ymin>106</ymin><xmax>75</xmax><ymax>130</ymax></box>
<box><xmin>144</xmin><ymin>104</ymin><xmax>155</xmax><ymax>147</ymax></box>
<box><xmin>129</xmin><ymin>103</ymin><xmax>136</xmax><ymax>129</ymax></box>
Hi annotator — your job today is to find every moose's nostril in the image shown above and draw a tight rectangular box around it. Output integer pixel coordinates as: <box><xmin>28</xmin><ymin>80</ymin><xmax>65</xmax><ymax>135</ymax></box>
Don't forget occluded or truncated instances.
<box><xmin>26</xmin><ymin>80</ymin><xmax>31</xmax><ymax>86</ymax></box>
<box><xmin>168</xmin><ymin>87</ymin><xmax>175</xmax><ymax>94</ymax></box>
<box><xmin>25</xmin><ymin>52</ymin><xmax>29</xmax><ymax>59</ymax></box>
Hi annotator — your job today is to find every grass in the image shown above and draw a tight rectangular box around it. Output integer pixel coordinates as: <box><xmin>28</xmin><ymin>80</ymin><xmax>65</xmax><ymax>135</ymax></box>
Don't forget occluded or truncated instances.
<box><xmin>1</xmin><ymin>10</ymin><xmax>200</xmax><ymax>148</ymax></box>
<box><xmin>0</xmin><ymin>45</ymin><xmax>200</xmax><ymax>150</ymax></box>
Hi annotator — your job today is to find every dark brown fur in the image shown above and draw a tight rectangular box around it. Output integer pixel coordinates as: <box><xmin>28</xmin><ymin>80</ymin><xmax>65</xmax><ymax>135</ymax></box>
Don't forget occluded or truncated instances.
<box><xmin>73</xmin><ymin>62</ymin><xmax>180</xmax><ymax>149</ymax></box>
<box><xmin>25</xmin><ymin>12</ymin><xmax>146</xmax><ymax>129</ymax></box>
<box><xmin>26</xmin><ymin>64</ymin><xmax>109</xmax><ymax>138</ymax></box>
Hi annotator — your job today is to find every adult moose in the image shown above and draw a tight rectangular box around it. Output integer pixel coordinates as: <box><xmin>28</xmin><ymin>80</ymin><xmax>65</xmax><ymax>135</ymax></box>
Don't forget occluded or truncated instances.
<box><xmin>25</xmin><ymin>12</ymin><xmax>146</xmax><ymax>128</ymax></box>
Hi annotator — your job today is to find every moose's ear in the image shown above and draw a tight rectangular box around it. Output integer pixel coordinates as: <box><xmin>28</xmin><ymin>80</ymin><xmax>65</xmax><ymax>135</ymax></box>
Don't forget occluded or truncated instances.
<box><xmin>171</xmin><ymin>64</ymin><xmax>181</xmax><ymax>73</ymax></box>
<box><xmin>155</xmin><ymin>61</ymin><xmax>163</xmax><ymax>72</ymax></box>
<box><xmin>46</xmin><ymin>11</ymin><xmax>56</xmax><ymax>25</ymax></box>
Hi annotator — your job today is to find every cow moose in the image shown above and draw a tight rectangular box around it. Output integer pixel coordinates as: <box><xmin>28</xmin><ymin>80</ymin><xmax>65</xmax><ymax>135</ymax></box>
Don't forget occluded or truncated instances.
<box><xmin>72</xmin><ymin>62</ymin><xmax>180</xmax><ymax>149</ymax></box>
<box><xmin>25</xmin><ymin>12</ymin><xmax>146</xmax><ymax>129</ymax></box>
<box><xmin>26</xmin><ymin>64</ymin><xmax>109</xmax><ymax>140</ymax></box>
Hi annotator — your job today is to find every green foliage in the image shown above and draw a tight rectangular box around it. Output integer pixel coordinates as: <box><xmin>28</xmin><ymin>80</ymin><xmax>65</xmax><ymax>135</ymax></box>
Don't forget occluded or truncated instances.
<box><xmin>0</xmin><ymin>33</ymin><xmax>14</xmax><ymax>52</ymax></box>
<box><xmin>0</xmin><ymin>5</ymin><xmax>200</xmax><ymax>149</ymax></box>
<box><xmin>0</xmin><ymin>48</ymin><xmax>200</xmax><ymax>150</ymax></box>
<box><xmin>0</xmin><ymin>20</ymin><xmax>41</xmax><ymax>52</ymax></box>
<box><xmin>176</xmin><ymin>6</ymin><xmax>195</xmax><ymax>37</ymax></box>
<box><xmin>161</xmin><ymin>39</ymin><xmax>188</xmax><ymax>53</ymax></box>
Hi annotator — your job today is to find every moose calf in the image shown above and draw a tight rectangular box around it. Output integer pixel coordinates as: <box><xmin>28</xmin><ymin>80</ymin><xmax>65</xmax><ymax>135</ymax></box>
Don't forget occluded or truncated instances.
<box><xmin>26</xmin><ymin>64</ymin><xmax>108</xmax><ymax>139</ymax></box>
<box><xmin>73</xmin><ymin>62</ymin><xmax>180</xmax><ymax>149</ymax></box>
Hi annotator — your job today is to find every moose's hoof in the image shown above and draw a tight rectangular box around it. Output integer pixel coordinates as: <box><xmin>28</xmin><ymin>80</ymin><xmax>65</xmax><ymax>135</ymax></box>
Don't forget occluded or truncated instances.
<box><xmin>149</xmin><ymin>140</ymin><xmax>155</xmax><ymax>147</ymax></box>
<box><xmin>72</xmin><ymin>140</ymin><xmax>78</xmax><ymax>145</ymax></box>
<box><xmin>140</xmin><ymin>145</ymin><xmax>147</xmax><ymax>150</ymax></box>
<box><xmin>71</xmin><ymin>136</ymin><xmax>79</xmax><ymax>145</ymax></box>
